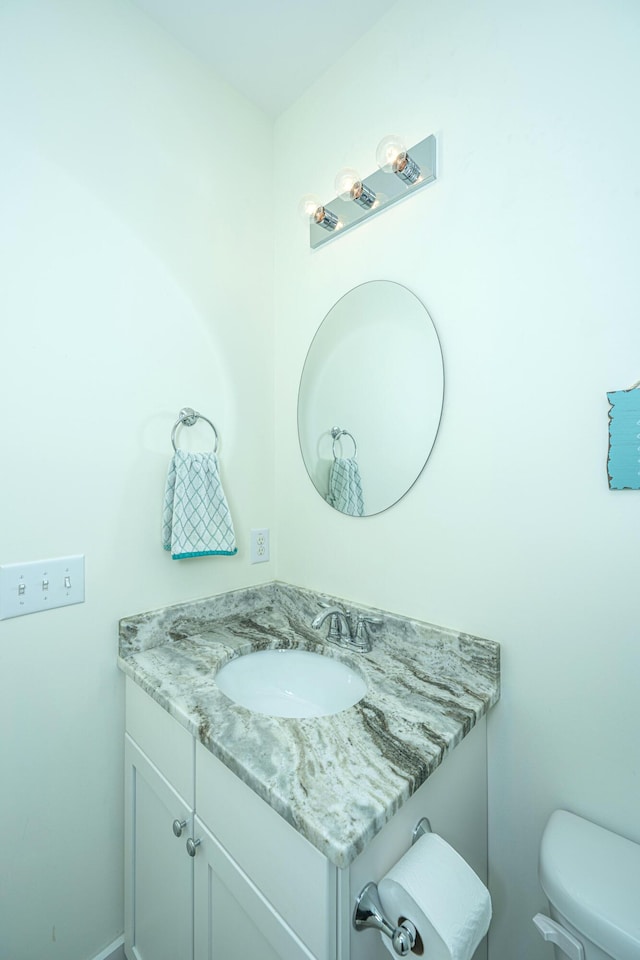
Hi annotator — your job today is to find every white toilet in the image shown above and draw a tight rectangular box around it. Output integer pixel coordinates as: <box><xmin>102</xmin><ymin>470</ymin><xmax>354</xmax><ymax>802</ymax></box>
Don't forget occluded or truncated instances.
<box><xmin>534</xmin><ymin>809</ymin><xmax>640</xmax><ymax>960</ymax></box>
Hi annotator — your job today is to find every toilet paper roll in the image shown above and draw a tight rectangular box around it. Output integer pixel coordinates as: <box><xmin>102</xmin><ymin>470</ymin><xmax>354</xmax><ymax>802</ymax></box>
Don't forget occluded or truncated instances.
<box><xmin>378</xmin><ymin>832</ymin><xmax>491</xmax><ymax>960</ymax></box>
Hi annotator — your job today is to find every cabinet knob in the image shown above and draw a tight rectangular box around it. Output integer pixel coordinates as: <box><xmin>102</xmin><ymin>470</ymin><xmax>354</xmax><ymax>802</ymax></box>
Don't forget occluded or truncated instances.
<box><xmin>172</xmin><ymin>819</ymin><xmax>187</xmax><ymax>838</ymax></box>
<box><xmin>186</xmin><ymin>837</ymin><xmax>201</xmax><ymax>858</ymax></box>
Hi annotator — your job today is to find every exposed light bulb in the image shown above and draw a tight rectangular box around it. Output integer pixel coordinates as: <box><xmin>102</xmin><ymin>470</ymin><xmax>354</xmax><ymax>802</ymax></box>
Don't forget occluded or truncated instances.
<box><xmin>375</xmin><ymin>135</ymin><xmax>421</xmax><ymax>184</ymax></box>
<box><xmin>298</xmin><ymin>193</ymin><xmax>322</xmax><ymax>220</ymax></box>
<box><xmin>298</xmin><ymin>193</ymin><xmax>339</xmax><ymax>231</ymax></box>
<box><xmin>375</xmin><ymin>135</ymin><xmax>404</xmax><ymax>172</ymax></box>
<box><xmin>334</xmin><ymin>168</ymin><xmax>376</xmax><ymax>208</ymax></box>
<box><xmin>334</xmin><ymin>168</ymin><xmax>360</xmax><ymax>200</ymax></box>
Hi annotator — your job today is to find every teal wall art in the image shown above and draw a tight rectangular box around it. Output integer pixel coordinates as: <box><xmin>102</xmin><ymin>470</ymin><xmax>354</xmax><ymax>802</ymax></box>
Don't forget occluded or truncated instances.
<box><xmin>607</xmin><ymin>381</ymin><xmax>640</xmax><ymax>489</ymax></box>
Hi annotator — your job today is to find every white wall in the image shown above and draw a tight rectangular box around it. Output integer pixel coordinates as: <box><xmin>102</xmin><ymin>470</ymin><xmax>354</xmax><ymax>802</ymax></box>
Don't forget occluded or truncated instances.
<box><xmin>2</xmin><ymin>2</ymin><xmax>639</xmax><ymax>958</ymax></box>
<box><xmin>273</xmin><ymin>1</ymin><xmax>640</xmax><ymax>958</ymax></box>
<box><xmin>0</xmin><ymin>2</ymin><xmax>273</xmax><ymax>958</ymax></box>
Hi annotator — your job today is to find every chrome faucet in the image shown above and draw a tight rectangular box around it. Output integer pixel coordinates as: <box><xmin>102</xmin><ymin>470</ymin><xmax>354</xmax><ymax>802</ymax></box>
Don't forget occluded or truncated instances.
<box><xmin>311</xmin><ymin>604</ymin><xmax>381</xmax><ymax>652</ymax></box>
<box><xmin>311</xmin><ymin>606</ymin><xmax>352</xmax><ymax>644</ymax></box>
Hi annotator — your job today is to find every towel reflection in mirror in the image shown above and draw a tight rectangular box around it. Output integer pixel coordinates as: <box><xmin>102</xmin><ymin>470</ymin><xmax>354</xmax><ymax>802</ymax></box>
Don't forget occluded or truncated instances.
<box><xmin>326</xmin><ymin>427</ymin><xmax>364</xmax><ymax>517</ymax></box>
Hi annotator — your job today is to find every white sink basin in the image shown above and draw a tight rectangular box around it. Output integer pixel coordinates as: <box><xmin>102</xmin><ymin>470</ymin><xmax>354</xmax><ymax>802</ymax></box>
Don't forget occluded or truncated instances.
<box><xmin>215</xmin><ymin>649</ymin><xmax>367</xmax><ymax>718</ymax></box>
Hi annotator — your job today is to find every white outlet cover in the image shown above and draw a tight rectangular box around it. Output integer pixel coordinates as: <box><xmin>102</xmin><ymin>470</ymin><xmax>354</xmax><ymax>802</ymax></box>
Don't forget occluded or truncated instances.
<box><xmin>250</xmin><ymin>529</ymin><xmax>270</xmax><ymax>564</ymax></box>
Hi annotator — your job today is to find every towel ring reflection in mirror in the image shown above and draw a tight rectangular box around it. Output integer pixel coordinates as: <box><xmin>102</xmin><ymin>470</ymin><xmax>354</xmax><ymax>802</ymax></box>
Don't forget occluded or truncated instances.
<box><xmin>331</xmin><ymin>426</ymin><xmax>358</xmax><ymax>460</ymax></box>
<box><xmin>171</xmin><ymin>407</ymin><xmax>219</xmax><ymax>453</ymax></box>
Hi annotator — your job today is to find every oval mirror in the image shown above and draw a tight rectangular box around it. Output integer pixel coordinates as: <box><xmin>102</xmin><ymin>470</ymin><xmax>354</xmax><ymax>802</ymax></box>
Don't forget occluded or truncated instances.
<box><xmin>297</xmin><ymin>281</ymin><xmax>444</xmax><ymax>517</ymax></box>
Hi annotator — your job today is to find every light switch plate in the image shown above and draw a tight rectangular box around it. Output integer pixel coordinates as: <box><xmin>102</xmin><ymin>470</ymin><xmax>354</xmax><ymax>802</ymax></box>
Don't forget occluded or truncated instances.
<box><xmin>0</xmin><ymin>555</ymin><xmax>85</xmax><ymax>619</ymax></box>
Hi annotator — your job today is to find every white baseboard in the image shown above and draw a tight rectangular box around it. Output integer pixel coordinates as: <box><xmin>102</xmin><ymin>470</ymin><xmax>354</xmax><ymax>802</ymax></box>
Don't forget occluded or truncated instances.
<box><xmin>91</xmin><ymin>935</ymin><xmax>125</xmax><ymax>960</ymax></box>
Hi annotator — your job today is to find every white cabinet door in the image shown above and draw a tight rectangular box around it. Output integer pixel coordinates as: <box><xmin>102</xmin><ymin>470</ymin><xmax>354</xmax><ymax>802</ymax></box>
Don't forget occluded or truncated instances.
<box><xmin>195</xmin><ymin>743</ymin><xmax>335</xmax><ymax>960</ymax></box>
<box><xmin>124</xmin><ymin>735</ymin><xmax>194</xmax><ymax>960</ymax></box>
<box><xmin>193</xmin><ymin>816</ymin><xmax>317</xmax><ymax>960</ymax></box>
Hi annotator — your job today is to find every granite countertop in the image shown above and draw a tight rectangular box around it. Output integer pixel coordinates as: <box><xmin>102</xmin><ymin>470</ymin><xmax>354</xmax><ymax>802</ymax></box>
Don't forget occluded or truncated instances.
<box><xmin>118</xmin><ymin>581</ymin><xmax>500</xmax><ymax>869</ymax></box>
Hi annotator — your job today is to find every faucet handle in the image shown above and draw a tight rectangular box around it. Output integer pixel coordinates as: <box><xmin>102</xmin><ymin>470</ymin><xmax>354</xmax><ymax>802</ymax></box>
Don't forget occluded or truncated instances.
<box><xmin>353</xmin><ymin>615</ymin><xmax>382</xmax><ymax>651</ymax></box>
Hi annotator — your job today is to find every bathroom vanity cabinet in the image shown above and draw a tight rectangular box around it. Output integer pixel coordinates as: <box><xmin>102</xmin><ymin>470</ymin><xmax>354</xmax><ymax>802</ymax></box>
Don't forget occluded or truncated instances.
<box><xmin>120</xmin><ymin>583</ymin><xmax>499</xmax><ymax>959</ymax></box>
<box><xmin>124</xmin><ymin>678</ymin><xmax>489</xmax><ymax>960</ymax></box>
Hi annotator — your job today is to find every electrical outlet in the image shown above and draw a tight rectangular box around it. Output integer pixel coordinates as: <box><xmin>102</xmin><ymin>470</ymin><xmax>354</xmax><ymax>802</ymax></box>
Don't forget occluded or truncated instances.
<box><xmin>250</xmin><ymin>528</ymin><xmax>270</xmax><ymax>564</ymax></box>
<box><xmin>0</xmin><ymin>555</ymin><xmax>85</xmax><ymax>619</ymax></box>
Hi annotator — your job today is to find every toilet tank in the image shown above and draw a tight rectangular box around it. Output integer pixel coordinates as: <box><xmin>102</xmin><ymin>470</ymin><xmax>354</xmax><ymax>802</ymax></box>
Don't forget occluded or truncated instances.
<box><xmin>539</xmin><ymin>810</ymin><xmax>640</xmax><ymax>960</ymax></box>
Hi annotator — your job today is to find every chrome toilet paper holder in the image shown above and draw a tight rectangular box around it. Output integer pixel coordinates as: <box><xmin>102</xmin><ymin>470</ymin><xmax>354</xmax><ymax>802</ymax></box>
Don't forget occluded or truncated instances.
<box><xmin>352</xmin><ymin>817</ymin><xmax>431</xmax><ymax>957</ymax></box>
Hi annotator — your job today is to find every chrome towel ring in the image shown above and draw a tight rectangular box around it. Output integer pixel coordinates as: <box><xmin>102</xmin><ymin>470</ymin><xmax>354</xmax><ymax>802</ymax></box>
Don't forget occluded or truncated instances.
<box><xmin>171</xmin><ymin>407</ymin><xmax>219</xmax><ymax>453</ymax></box>
<box><xmin>331</xmin><ymin>426</ymin><xmax>358</xmax><ymax>459</ymax></box>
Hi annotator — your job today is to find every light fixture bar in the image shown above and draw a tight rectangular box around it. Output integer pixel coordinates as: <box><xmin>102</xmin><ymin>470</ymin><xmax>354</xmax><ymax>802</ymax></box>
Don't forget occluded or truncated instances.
<box><xmin>309</xmin><ymin>134</ymin><xmax>436</xmax><ymax>250</ymax></box>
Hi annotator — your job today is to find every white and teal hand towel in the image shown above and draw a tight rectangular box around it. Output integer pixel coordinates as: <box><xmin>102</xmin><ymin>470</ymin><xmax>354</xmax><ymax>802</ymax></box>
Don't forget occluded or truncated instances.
<box><xmin>327</xmin><ymin>457</ymin><xmax>365</xmax><ymax>517</ymax></box>
<box><xmin>162</xmin><ymin>450</ymin><xmax>237</xmax><ymax>559</ymax></box>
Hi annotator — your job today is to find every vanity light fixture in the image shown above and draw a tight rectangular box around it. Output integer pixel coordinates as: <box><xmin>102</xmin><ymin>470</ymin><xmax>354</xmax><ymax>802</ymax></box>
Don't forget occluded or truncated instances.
<box><xmin>303</xmin><ymin>133</ymin><xmax>436</xmax><ymax>249</ymax></box>
<box><xmin>299</xmin><ymin>194</ymin><xmax>340</xmax><ymax>232</ymax></box>
<box><xmin>334</xmin><ymin>168</ymin><xmax>377</xmax><ymax>209</ymax></box>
